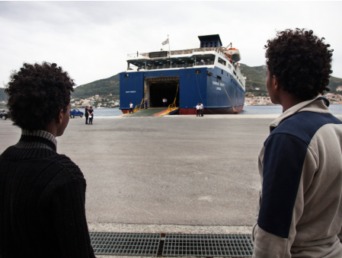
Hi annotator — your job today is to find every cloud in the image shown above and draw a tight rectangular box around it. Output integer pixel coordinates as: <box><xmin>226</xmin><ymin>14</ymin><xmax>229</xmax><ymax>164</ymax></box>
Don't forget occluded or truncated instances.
<box><xmin>0</xmin><ymin>1</ymin><xmax>341</xmax><ymax>87</ymax></box>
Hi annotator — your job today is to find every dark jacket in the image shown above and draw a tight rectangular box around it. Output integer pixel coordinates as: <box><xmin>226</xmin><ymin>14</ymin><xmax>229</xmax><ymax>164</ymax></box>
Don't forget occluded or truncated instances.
<box><xmin>0</xmin><ymin>130</ymin><xmax>95</xmax><ymax>258</ymax></box>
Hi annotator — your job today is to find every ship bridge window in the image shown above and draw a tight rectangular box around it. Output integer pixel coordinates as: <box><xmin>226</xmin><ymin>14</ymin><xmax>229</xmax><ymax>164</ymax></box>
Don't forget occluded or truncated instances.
<box><xmin>193</xmin><ymin>54</ymin><xmax>215</xmax><ymax>66</ymax></box>
<box><xmin>170</xmin><ymin>57</ymin><xmax>194</xmax><ymax>68</ymax></box>
<box><xmin>218</xmin><ymin>57</ymin><xmax>226</xmax><ymax>66</ymax></box>
<box><xmin>203</xmin><ymin>42</ymin><xmax>218</xmax><ymax>47</ymax></box>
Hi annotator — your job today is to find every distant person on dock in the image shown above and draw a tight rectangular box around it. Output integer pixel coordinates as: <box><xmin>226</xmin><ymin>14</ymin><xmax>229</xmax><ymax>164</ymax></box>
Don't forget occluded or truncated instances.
<box><xmin>162</xmin><ymin>97</ymin><xmax>167</xmax><ymax>107</ymax></box>
<box><xmin>88</xmin><ymin>106</ymin><xmax>94</xmax><ymax>124</ymax></box>
<box><xmin>199</xmin><ymin>103</ymin><xmax>204</xmax><ymax>117</ymax></box>
<box><xmin>0</xmin><ymin>62</ymin><xmax>95</xmax><ymax>258</ymax></box>
<box><xmin>252</xmin><ymin>29</ymin><xmax>342</xmax><ymax>257</ymax></box>
<box><xmin>196</xmin><ymin>103</ymin><xmax>200</xmax><ymax>116</ymax></box>
<box><xmin>129</xmin><ymin>102</ymin><xmax>133</xmax><ymax>113</ymax></box>
<box><xmin>85</xmin><ymin>105</ymin><xmax>89</xmax><ymax>124</ymax></box>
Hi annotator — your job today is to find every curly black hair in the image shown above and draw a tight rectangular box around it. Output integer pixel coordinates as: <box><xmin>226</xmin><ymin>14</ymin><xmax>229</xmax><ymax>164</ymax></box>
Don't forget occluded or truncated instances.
<box><xmin>5</xmin><ymin>62</ymin><xmax>75</xmax><ymax>130</ymax></box>
<box><xmin>265</xmin><ymin>28</ymin><xmax>333</xmax><ymax>100</ymax></box>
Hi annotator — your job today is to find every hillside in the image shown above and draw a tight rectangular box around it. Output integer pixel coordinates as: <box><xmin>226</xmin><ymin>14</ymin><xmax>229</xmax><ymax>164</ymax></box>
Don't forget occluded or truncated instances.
<box><xmin>1</xmin><ymin>65</ymin><xmax>341</xmax><ymax>102</ymax></box>
<box><xmin>72</xmin><ymin>74</ymin><xmax>119</xmax><ymax>98</ymax></box>
<box><xmin>72</xmin><ymin>64</ymin><xmax>342</xmax><ymax>99</ymax></box>
<box><xmin>239</xmin><ymin>64</ymin><xmax>342</xmax><ymax>96</ymax></box>
<box><xmin>240</xmin><ymin>64</ymin><xmax>267</xmax><ymax>94</ymax></box>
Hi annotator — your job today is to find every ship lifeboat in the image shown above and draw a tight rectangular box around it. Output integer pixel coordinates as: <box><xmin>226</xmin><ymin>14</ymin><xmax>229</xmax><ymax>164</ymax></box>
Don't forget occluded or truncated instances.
<box><xmin>223</xmin><ymin>47</ymin><xmax>241</xmax><ymax>63</ymax></box>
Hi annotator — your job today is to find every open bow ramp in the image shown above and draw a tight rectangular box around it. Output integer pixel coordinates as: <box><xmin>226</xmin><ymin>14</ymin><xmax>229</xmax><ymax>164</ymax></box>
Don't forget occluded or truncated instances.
<box><xmin>125</xmin><ymin>107</ymin><xmax>179</xmax><ymax>117</ymax></box>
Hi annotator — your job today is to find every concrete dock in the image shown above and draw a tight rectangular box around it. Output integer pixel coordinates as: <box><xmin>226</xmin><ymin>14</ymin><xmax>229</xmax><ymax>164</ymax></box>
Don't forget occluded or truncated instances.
<box><xmin>0</xmin><ymin>115</ymin><xmax>342</xmax><ymax>258</ymax></box>
<box><xmin>4</xmin><ymin>113</ymin><xmax>340</xmax><ymax>257</ymax></box>
<box><xmin>0</xmin><ymin>115</ymin><xmax>276</xmax><ymax>233</ymax></box>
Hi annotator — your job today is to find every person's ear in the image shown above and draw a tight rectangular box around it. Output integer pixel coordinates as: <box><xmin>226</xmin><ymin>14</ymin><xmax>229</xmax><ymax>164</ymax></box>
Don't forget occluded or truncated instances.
<box><xmin>57</xmin><ymin>109</ymin><xmax>64</xmax><ymax>124</ymax></box>
<box><xmin>272</xmin><ymin>75</ymin><xmax>279</xmax><ymax>90</ymax></box>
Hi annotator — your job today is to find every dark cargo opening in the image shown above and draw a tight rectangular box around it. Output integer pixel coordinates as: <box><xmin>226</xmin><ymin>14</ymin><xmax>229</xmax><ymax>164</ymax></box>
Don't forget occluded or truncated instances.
<box><xmin>146</xmin><ymin>77</ymin><xmax>179</xmax><ymax>108</ymax></box>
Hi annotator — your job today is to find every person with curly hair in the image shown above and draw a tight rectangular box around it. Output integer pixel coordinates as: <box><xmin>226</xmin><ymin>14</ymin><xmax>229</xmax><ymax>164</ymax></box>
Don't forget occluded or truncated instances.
<box><xmin>252</xmin><ymin>29</ymin><xmax>342</xmax><ymax>257</ymax></box>
<box><xmin>0</xmin><ymin>62</ymin><xmax>96</xmax><ymax>258</ymax></box>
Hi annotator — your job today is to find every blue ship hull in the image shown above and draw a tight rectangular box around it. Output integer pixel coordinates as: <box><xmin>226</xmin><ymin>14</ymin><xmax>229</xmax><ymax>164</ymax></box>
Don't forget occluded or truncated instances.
<box><xmin>120</xmin><ymin>66</ymin><xmax>245</xmax><ymax>114</ymax></box>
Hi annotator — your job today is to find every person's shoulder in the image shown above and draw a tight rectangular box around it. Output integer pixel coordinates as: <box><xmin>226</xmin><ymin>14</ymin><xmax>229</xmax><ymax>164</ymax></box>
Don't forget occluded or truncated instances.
<box><xmin>51</xmin><ymin>154</ymin><xmax>85</xmax><ymax>181</ymax></box>
<box><xmin>273</xmin><ymin>111</ymin><xmax>339</xmax><ymax>144</ymax></box>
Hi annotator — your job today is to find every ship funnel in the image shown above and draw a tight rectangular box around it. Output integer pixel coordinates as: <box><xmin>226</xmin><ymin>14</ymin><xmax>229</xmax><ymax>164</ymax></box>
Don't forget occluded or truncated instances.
<box><xmin>198</xmin><ymin>34</ymin><xmax>222</xmax><ymax>48</ymax></box>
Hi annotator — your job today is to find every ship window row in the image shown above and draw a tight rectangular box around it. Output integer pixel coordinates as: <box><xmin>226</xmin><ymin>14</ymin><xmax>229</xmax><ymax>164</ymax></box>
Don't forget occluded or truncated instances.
<box><xmin>127</xmin><ymin>55</ymin><xmax>215</xmax><ymax>70</ymax></box>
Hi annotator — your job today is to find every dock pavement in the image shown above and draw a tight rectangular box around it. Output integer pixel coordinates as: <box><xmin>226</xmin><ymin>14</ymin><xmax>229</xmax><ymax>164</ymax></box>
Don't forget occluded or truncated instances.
<box><xmin>1</xmin><ymin>114</ymin><xmax>341</xmax><ymax>257</ymax></box>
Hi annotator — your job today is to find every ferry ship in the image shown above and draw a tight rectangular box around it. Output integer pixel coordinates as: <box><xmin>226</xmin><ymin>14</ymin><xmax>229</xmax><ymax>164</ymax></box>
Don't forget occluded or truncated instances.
<box><xmin>119</xmin><ymin>34</ymin><xmax>246</xmax><ymax>115</ymax></box>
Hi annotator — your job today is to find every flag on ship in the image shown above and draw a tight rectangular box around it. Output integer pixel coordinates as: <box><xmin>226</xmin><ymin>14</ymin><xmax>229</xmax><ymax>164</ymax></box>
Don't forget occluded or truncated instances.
<box><xmin>162</xmin><ymin>38</ymin><xmax>169</xmax><ymax>45</ymax></box>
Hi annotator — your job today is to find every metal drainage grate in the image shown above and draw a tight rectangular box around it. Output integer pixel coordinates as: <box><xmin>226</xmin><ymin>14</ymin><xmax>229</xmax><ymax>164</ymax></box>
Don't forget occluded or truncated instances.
<box><xmin>162</xmin><ymin>234</ymin><xmax>253</xmax><ymax>257</ymax></box>
<box><xmin>90</xmin><ymin>232</ymin><xmax>253</xmax><ymax>257</ymax></box>
<box><xmin>90</xmin><ymin>232</ymin><xmax>161</xmax><ymax>256</ymax></box>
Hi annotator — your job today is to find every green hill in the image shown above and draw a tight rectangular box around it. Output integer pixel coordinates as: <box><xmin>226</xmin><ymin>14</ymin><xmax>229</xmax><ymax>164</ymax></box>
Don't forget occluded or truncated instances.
<box><xmin>240</xmin><ymin>64</ymin><xmax>342</xmax><ymax>95</ymax></box>
<box><xmin>240</xmin><ymin>64</ymin><xmax>267</xmax><ymax>94</ymax></box>
<box><xmin>72</xmin><ymin>74</ymin><xmax>119</xmax><ymax>99</ymax></box>
<box><xmin>1</xmin><ymin>65</ymin><xmax>341</xmax><ymax>102</ymax></box>
<box><xmin>329</xmin><ymin>76</ymin><xmax>342</xmax><ymax>92</ymax></box>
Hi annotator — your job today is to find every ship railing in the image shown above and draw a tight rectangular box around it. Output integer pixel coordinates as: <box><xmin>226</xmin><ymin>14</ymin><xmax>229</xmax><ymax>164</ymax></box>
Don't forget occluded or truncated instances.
<box><xmin>135</xmin><ymin>60</ymin><xmax>214</xmax><ymax>71</ymax></box>
<box><xmin>127</xmin><ymin>47</ymin><xmax>225</xmax><ymax>60</ymax></box>
<box><xmin>171</xmin><ymin>47</ymin><xmax>224</xmax><ymax>56</ymax></box>
<box><xmin>127</xmin><ymin>52</ymin><xmax>150</xmax><ymax>59</ymax></box>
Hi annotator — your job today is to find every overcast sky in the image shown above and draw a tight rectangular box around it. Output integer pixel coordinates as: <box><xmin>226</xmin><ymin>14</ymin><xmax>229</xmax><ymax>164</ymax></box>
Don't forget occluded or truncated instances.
<box><xmin>1</xmin><ymin>1</ymin><xmax>341</xmax><ymax>87</ymax></box>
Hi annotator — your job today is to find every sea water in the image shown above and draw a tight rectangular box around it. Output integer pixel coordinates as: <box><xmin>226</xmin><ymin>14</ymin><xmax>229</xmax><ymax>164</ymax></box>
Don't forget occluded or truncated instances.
<box><xmin>91</xmin><ymin>104</ymin><xmax>341</xmax><ymax>118</ymax></box>
<box><xmin>244</xmin><ymin>104</ymin><xmax>342</xmax><ymax>115</ymax></box>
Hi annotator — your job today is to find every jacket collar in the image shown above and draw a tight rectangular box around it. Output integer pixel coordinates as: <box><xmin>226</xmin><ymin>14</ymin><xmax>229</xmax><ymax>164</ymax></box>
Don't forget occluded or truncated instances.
<box><xmin>270</xmin><ymin>96</ymin><xmax>330</xmax><ymax>131</ymax></box>
<box><xmin>17</xmin><ymin>130</ymin><xmax>57</xmax><ymax>151</ymax></box>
